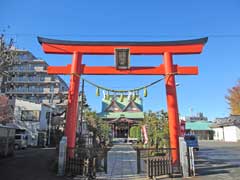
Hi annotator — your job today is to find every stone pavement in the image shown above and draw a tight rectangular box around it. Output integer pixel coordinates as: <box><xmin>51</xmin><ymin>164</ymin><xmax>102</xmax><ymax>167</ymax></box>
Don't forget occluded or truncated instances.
<box><xmin>97</xmin><ymin>144</ymin><xmax>148</xmax><ymax>180</ymax></box>
<box><xmin>107</xmin><ymin>144</ymin><xmax>137</xmax><ymax>175</ymax></box>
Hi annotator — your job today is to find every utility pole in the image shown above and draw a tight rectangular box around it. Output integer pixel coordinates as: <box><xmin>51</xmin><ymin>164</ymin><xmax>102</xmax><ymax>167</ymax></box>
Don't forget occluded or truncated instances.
<box><xmin>80</xmin><ymin>79</ymin><xmax>84</xmax><ymax>135</ymax></box>
<box><xmin>48</xmin><ymin>90</ymin><xmax>54</xmax><ymax>146</ymax></box>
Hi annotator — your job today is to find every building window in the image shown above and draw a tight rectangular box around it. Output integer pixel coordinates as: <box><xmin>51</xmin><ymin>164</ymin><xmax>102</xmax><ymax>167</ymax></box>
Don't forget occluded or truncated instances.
<box><xmin>13</xmin><ymin>66</ymin><xmax>18</xmax><ymax>71</ymax></box>
<box><xmin>39</xmin><ymin>86</ymin><xmax>43</xmax><ymax>92</ymax></box>
<box><xmin>50</xmin><ymin>85</ymin><xmax>54</xmax><ymax>92</ymax></box>
<box><xmin>29</xmin><ymin>85</ymin><xmax>36</xmax><ymax>92</ymax></box>
<box><xmin>29</xmin><ymin>75</ymin><xmax>33</xmax><ymax>81</ymax></box>
<box><xmin>18</xmin><ymin>76</ymin><xmax>23</xmax><ymax>81</ymax></box>
<box><xmin>21</xmin><ymin>110</ymin><xmax>40</xmax><ymax>121</ymax></box>
<box><xmin>40</xmin><ymin>76</ymin><xmax>45</xmax><ymax>81</ymax></box>
<box><xmin>29</xmin><ymin>64</ymin><xmax>34</xmax><ymax>70</ymax></box>
<box><xmin>23</xmin><ymin>76</ymin><xmax>28</xmax><ymax>81</ymax></box>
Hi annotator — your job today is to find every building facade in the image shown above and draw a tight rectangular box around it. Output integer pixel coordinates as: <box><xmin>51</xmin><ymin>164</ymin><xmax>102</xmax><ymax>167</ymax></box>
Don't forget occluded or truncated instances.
<box><xmin>181</xmin><ymin>112</ymin><xmax>208</xmax><ymax>122</ymax></box>
<box><xmin>211</xmin><ymin>115</ymin><xmax>240</xmax><ymax>142</ymax></box>
<box><xmin>1</xmin><ymin>50</ymin><xmax>68</xmax><ymax>106</ymax></box>
<box><xmin>98</xmin><ymin>95</ymin><xmax>144</xmax><ymax>138</ymax></box>
<box><xmin>7</xmin><ymin>98</ymin><xmax>53</xmax><ymax>146</ymax></box>
<box><xmin>185</xmin><ymin>121</ymin><xmax>213</xmax><ymax>140</ymax></box>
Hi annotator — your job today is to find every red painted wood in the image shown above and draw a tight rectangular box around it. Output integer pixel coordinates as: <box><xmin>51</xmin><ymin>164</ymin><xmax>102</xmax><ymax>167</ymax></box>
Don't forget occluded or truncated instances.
<box><xmin>39</xmin><ymin>37</ymin><xmax>207</xmax><ymax>164</ymax></box>
<box><xmin>41</xmin><ymin>43</ymin><xmax>204</xmax><ymax>55</ymax></box>
<box><xmin>164</xmin><ymin>52</ymin><xmax>180</xmax><ymax>166</ymax></box>
<box><xmin>47</xmin><ymin>65</ymin><xmax>198</xmax><ymax>75</ymax></box>
<box><xmin>65</xmin><ymin>52</ymin><xmax>82</xmax><ymax>157</ymax></box>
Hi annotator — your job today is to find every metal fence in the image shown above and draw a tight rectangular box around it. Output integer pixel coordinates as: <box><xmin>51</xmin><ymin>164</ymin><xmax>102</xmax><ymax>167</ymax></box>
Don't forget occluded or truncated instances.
<box><xmin>65</xmin><ymin>147</ymin><xmax>110</xmax><ymax>178</ymax></box>
<box><xmin>65</xmin><ymin>155</ymin><xmax>96</xmax><ymax>177</ymax></box>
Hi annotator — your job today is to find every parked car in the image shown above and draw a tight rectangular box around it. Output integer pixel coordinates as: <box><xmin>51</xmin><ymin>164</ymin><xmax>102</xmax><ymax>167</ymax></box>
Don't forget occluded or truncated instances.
<box><xmin>184</xmin><ymin>134</ymin><xmax>199</xmax><ymax>151</ymax></box>
<box><xmin>14</xmin><ymin>134</ymin><xmax>27</xmax><ymax>150</ymax></box>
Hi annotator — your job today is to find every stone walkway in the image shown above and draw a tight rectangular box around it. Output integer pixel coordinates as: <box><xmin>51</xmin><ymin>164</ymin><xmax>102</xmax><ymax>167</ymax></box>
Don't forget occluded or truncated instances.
<box><xmin>97</xmin><ymin>144</ymin><xmax>148</xmax><ymax>180</ymax></box>
<box><xmin>107</xmin><ymin>144</ymin><xmax>137</xmax><ymax>176</ymax></box>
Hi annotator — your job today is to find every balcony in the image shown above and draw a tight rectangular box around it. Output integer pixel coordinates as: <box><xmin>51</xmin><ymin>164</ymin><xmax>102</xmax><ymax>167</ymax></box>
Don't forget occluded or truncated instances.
<box><xmin>7</xmin><ymin>68</ymin><xmax>47</xmax><ymax>73</ymax></box>
<box><xmin>6</xmin><ymin>77</ymin><xmax>60</xmax><ymax>84</ymax></box>
<box><xmin>5</xmin><ymin>88</ymin><xmax>60</xmax><ymax>95</ymax></box>
<box><xmin>42</xmin><ymin>99</ymin><xmax>67</xmax><ymax>105</ymax></box>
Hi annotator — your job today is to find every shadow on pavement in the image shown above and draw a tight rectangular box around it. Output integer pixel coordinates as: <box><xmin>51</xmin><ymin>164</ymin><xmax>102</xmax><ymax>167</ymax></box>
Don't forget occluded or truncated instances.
<box><xmin>195</xmin><ymin>159</ymin><xmax>240</xmax><ymax>177</ymax></box>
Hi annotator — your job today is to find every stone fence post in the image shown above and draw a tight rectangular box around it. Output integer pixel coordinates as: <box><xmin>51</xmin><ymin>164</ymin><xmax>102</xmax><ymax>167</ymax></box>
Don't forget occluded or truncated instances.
<box><xmin>179</xmin><ymin>137</ymin><xmax>189</xmax><ymax>178</ymax></box>
<box><xmin>58</xmin><ymin>136</ymin><xmax>67</xmax><ymax>176</ymax></box>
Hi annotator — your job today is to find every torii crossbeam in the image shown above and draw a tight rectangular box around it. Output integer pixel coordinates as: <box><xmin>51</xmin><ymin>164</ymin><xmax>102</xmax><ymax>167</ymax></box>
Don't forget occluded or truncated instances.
<box><xmin>38</xmin><ymin>37</ymin><xmax>208</xmax><ymax>166</ymax></box>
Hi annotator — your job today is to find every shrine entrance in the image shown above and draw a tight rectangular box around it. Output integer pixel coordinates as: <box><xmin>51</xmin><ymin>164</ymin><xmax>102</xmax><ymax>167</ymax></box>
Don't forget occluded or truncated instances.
<box><xmin>109</xmin><ymin>118</ymin><xmax>136</xmax><ymax>139</ymax></box>
<box><xmin>38</xmin><ymin>36</ymin><xmax>208</xmax><ymax>171</ymax></box>
<box><xmin>115</xmin><ymin>123</ymin><xmax>128</xmax><ymax>138</ymax></box>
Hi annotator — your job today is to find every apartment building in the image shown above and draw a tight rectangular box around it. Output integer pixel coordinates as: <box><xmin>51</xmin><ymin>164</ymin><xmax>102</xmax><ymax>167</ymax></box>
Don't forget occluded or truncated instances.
<box><xmin>1</xmin><ymin>50</ymin><xmax>68</xmax><ymax>106</ymax></box>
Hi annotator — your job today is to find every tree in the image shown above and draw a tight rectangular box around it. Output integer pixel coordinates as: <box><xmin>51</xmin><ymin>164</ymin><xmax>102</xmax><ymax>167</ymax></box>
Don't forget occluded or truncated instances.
<box><xmin>130</xmin><ymin>126</ymin><xmax>141</xmax><ymax>141</ymax></box>
<box><xmin>0</xmin><ymin>95</ymin><xmax>14</xmax><ymax>124</ymax></box>
<box><xmin>225</xmin><ymin>80</ymin><xmax>240</xmax><ymax>115</ymax></box>
<box><xmin>85</xmin><ymin>110</ymin><xmax>110</xmax><ymax>147</ymax></box>
<box><xmin>0</xmin><ymin>34</ymin><xmax>18</xmax><ymax>75</ymax></box>
<box><xmin>143</xmin><ymin>110</ymin><xmax>169</xmax><ymax>148</ymax></box>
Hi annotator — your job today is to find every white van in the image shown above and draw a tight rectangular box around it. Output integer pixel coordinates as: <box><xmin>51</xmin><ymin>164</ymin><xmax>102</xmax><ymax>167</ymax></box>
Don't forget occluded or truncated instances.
<box><xmin>14</xmin><ymin>134</ymin><xmax>27</xmax><ymax>150</ymax></box>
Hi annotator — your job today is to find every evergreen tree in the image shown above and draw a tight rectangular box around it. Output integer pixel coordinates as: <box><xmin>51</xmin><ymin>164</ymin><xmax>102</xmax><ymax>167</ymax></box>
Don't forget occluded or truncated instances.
<box><xmin>85</xmin><ymin>111</ymin><xmax>110</xmax><ymax>147</ymax></box>
<box><xmin>143</xmin><ymin>110</ymin><xmax>169</xmax><ymax>148</ymax></box>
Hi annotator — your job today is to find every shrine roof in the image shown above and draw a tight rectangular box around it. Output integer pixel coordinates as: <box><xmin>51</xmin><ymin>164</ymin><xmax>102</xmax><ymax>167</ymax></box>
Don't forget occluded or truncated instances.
<box><xmin>98</xmin><ymin>112</ymin><xmax>144</xmax><ymax>119</ymax></box>
<box><xmin>101</xmin><ymin>95</ymin><xmax>143</xmax><ymax>112</ymax></box>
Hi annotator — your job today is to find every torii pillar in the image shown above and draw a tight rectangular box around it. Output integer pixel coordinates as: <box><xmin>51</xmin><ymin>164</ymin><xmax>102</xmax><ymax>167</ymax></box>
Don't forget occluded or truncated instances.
<box><xmin>38</xmin><ymin>37</ymin><xmax>208</xmax><ymax>165</ymax></box>
<box><xmin>65</xmin><ymin>52</ymin><xmax>82</xmax><ymax>153</ymax></box>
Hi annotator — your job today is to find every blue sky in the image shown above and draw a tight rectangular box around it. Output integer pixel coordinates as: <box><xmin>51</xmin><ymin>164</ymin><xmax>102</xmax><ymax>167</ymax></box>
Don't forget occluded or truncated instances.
<box><xmin>1</xmin><ymin>0</ymin><xmax>240</xmax><ymax>120</ymax></box>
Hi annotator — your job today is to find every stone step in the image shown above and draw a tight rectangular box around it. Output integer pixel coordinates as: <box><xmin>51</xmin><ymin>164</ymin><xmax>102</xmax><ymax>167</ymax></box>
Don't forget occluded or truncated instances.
<box><xmin>96</xmin><ymin>174</ymin><xmax>148</xmax><ymax>180</ymax></box>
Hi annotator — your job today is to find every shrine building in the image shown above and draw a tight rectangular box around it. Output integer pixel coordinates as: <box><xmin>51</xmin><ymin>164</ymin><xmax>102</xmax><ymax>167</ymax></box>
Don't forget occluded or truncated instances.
<box><xmin>98</xmin><ymin>95</ymin><xmax>144</xmax><ymax>138</ymax></box>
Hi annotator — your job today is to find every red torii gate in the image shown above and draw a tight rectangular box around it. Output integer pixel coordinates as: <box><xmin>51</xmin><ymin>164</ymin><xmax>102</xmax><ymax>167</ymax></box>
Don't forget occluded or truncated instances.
<box><xmin>38</xmin><ymin>37</ymin><xmax>207</xmax><ymax>165</ymax></box>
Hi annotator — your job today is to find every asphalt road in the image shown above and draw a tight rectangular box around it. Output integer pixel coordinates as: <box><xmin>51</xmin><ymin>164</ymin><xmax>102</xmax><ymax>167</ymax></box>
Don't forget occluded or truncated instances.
<box><xmin>193</xmin><ymin>141</ymin><xmax>240</xmax><ymax>180</ymax></box>
<box><xmin>0</xmin><ymin>148</ymin><xmax>67</xmax><ymax>180</ymax></box>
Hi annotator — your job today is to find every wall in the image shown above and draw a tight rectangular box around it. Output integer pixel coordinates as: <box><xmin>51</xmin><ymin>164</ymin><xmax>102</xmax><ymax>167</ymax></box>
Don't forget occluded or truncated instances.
<box><xmin>223</xmin><ymin>126</ymin><xmax>238</xmax><ymax>142</ymax></box>
<box><xmin>12</xmin><ymin>99</ymin><xmax>52</xmax><ymax>146</ymax></box>
<box><xmin>235</xmin><ymin>126</ymin><xmax>240</xmax><ymax>142</ymax></box>
<box><xmin>213</xmin><ymin>127</ymin><xmax>224</xmax><ymax>141</ymax></box>
<box><xmin>39</xmin><ymin>105</ymin><xmax>52</xmax><ymax>131</ymax></box>
<box><xmin>14</xmin><ymin>99</ymin><xmax>42</xmax><ymax>122</ymax></box>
